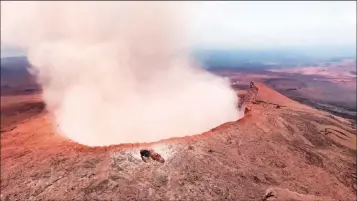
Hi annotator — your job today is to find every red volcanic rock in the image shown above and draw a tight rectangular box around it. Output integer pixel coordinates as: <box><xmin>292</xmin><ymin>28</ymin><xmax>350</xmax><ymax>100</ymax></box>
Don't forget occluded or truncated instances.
<box><xmin>1</xmin><ymin>85</ymin><xmax>356</xmax><ymax>201</ymax></box>
<box><xmin>150</xmin><ymin>151</ymin><xmax>165</xmax><ymax>163</ymax></box>
<box><xmin>140</xmin><ymin>149</ymin><xmax>165</xmax><ymax>163</ymax></box>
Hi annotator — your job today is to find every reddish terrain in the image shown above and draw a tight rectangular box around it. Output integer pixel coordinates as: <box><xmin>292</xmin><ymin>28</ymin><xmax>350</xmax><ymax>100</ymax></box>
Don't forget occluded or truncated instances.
<box><xmin>1</xmin><ymin>82</ymin><xmax>356</xmax><ymax>201</ymax></box>
<box><xmin>213</xmin><ymin>60</ymin><xmax>357</xmax><ymax>121</ymax></box>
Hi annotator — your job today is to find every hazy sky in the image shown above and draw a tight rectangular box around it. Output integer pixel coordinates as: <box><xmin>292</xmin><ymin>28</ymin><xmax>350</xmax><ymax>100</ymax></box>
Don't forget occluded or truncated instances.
<box><xmin>1</xmin><ymin>1</ymin><xmax>356</xmax><ymax>52</ymax></box>
<box><xmin>189</xmin><ymin>1</ymin><xmax>356</xmax><ymax>49</ymax></box>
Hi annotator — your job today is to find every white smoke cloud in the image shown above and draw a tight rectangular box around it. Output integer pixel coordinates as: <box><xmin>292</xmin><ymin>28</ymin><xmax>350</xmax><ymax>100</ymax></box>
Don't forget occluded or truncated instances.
<box><xmin>1</xmin><ymin>1</ymin><xmax>243</xmax><ymax>146</ymax></box>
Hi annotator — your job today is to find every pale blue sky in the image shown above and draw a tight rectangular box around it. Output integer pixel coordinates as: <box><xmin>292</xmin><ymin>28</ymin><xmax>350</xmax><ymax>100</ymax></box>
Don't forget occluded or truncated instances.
<box><xmin>1</xmin><ymin>1</ymin><xmax>356</xmax><ymax>55</ymax></box>
<box><xmin>188</xmin><ymin>1</ymin><xmax>356</xmax><ymax>49</ymax></box>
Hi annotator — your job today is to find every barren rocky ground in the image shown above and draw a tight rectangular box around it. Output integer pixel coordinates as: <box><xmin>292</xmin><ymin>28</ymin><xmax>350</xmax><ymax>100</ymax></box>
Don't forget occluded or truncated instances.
<box><xmin>1</xmin><ymin>83</ymin><xmax>356</xmax><ymax>201</ymax></box>
<box><xmin>213</xmin><ymin>60</ymin><xmax>357</xmax><ymax>121</ymax></box>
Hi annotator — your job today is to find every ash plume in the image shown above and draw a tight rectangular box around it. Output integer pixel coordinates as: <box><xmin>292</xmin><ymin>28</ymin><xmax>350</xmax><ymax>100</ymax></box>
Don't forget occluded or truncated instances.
<box><xmin>1</xmin><ymin>2</ymin><xmax>243</xmax><ymax>146</ymax></box>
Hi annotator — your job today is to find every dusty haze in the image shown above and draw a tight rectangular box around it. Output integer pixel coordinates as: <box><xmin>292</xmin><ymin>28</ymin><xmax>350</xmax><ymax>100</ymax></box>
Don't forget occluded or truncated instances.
<box><xmin>1</xmin><ymin>1</ymin><xmax>242</xmax><ymax>146</ymax></box>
